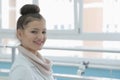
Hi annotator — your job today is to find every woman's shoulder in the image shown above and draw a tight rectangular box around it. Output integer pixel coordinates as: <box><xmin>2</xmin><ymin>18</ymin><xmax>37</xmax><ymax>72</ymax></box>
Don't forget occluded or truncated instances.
<box><xmin>10</xmin><ymin>56</ymin><xmax>29</xmax><ymax>71</ymax></box>
<box><xmin>9</xmin><ymin>54</ymin><xmax>34</xmax><ymax>80</ymax></box>
<box><xmin>9</xmin><ymin>64</ymin><xmax>33</xmax><ymax>80</ymax></box>
<box><xmin>10</xmin><ymin>53</ymin><xmax>34</xmax><ymax>71</ymax></box>
<box><xmin>14</xmin><ymin>53</ymin><xmax>33</xmax><ymax>65</ymax></box>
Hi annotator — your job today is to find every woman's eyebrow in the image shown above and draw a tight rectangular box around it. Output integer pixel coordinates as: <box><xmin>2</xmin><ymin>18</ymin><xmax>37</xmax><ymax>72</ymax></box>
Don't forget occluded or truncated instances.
<box><xmin>32</xmin><ymin>28</ymin><xmax>46</xmax><ymax>30</ymax></box>
<box><xmin>32</xmin><ymin>28</ymin><xmax>39</xmax><ymax>30</ymax></box>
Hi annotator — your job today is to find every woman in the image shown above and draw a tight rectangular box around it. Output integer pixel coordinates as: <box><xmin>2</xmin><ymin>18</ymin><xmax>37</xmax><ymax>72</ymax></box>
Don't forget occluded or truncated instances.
<box><xmin>9</xmin><ymin>4</ymin><xmax>54</xmax><ymax>80</ymax></box>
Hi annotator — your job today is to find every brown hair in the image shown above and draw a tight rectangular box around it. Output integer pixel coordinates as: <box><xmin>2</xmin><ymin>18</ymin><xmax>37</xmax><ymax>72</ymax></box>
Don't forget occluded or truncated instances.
<box><xmin>17</xmin><ymin>4</ymin><xmax>45</xmax><ymax>30</ymax></box>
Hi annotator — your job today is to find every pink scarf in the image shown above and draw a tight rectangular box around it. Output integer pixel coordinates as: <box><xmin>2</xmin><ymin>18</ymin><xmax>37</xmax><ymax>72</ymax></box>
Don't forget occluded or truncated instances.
<box><xmin>18</xmin><ymin>45</ymin><xmax>52</xmax><ymax>76</ymax></box>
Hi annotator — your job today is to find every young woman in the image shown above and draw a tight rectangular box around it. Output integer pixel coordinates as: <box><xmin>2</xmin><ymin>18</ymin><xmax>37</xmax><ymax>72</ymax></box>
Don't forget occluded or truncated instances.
<box><xmin>9</xmin><ymin>4</ymin><xmax>54</xmax><ymax>80</ymax></box>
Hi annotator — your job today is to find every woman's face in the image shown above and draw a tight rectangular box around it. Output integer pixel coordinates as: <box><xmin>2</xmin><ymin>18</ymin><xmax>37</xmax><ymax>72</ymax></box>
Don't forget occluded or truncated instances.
<box><xmin>17</xmin><ymin>20</ymin><xmax>46</xmax><ymax>53</ymax></box>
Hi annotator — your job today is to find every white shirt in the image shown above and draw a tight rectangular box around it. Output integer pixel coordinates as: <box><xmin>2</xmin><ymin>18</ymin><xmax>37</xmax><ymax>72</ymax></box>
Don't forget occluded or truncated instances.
<box><xmin>9</xmin><ymin>53</ymin><xmax>54</xmax><ymax>80</ymax></box>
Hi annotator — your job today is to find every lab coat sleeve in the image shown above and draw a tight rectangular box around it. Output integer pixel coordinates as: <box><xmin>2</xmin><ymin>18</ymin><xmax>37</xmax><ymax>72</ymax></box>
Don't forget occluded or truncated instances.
<box><xmin>10</xmin><ymin>65</ymin><xmax>33</xmax><ymax>80</ymax></box>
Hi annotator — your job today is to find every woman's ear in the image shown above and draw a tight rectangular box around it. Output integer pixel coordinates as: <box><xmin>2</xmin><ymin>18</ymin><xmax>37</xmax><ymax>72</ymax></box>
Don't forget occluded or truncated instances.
<box><xmin>16</xmin><ymin>29</ymin><xmax>23</xmax><ymax>40</ymax></box>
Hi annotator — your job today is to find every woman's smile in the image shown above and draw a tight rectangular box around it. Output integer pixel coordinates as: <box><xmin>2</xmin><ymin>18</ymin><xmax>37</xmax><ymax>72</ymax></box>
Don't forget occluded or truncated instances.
<box><xmin>33</xmin><ymin>40</ymin><xmax>44</xmax><ymax>46</ymax></box>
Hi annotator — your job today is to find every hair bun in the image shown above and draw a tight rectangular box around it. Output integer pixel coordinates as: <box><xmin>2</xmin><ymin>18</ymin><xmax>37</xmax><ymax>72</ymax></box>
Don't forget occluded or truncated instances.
<box><xmin>20</xmin><ymin>4</ymin><xmax>40</xmax><ymax>15</ymax></box>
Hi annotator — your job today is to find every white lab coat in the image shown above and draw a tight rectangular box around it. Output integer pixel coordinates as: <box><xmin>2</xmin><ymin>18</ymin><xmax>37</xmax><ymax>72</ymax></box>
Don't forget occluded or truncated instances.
<box><xmin>9</xmin><ymin>53</ymin><xmax>54</xmax><ymax>80</ymax></box>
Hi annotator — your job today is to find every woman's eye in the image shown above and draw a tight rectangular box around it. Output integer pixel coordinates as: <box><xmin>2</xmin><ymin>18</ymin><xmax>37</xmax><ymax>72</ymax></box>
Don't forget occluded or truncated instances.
<box><xmin>31</xmin><ymin>31</ymin><xmax>38</xmax><ymax>34</ymax></box>
<box><xmin>42</xmin><ymin>31</ymin><xmax>46</xmax><ymax>34</ymax></box>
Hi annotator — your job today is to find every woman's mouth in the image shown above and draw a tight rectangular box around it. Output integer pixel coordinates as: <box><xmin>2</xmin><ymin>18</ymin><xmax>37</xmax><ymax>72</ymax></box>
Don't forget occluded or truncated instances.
<box><xmin>34</xmin><ymin>41</ymin><xmax>43</xmax><ymax>46</ymax></box>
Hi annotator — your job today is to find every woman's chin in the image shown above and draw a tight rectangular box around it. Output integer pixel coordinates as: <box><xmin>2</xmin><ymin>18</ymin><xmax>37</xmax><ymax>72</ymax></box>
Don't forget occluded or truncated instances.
<box><xmin>37</xmin><ymin>47</ymin><xmax>43</xmax><ymax>50</ymax></box>
<box><xmin>34</xmin><ymin>44</ymin><xmax>43</xmax><ymax>51</ymax></box>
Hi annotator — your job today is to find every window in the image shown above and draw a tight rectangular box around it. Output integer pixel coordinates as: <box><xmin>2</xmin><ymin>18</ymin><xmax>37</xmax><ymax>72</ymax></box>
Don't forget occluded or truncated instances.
<box><xmin>103</xmin><ymin>0</ymin><xmax>120</xmax><ymax>33</ymax></box>
<box><xmin>39</xmin><ymin>0</ymin><xmax>74</xmax><ymax>30</ymax></box>
<box><xmin>0</xmin><ymin>0</ymin><xmax>120</xmax><ymax>61</ymax></box>
<box><xmin>81</xmin><ymin>0</ymin><xmax>120</xmax><ymax>41</ymax></box>
<box><xmin>39</xmin><ymin>0</ymin><xmax>81</xmax><ymax>39</ymax></box>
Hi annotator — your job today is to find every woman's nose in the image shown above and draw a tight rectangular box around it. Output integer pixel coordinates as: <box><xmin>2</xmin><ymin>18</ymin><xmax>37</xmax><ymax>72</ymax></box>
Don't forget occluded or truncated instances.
<box><xmin>37</xmin><ymin>33</ymin><xmax>44</xmax><ymax>39</ymax></box>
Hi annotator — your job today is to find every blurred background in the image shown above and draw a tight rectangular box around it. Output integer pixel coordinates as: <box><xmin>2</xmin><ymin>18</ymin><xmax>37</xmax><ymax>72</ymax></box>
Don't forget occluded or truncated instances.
<box><xmin>0</xmin><ymin>0</ymin><xmax>120</xmax><ymax>80</ymax></box>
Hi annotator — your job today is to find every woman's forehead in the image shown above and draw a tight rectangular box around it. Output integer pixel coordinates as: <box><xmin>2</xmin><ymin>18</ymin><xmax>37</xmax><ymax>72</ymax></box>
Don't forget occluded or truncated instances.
<box><xmin>24</xmin><ymin>20</ymin><xmax>46</xmax><ymax>29</ymax></box>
